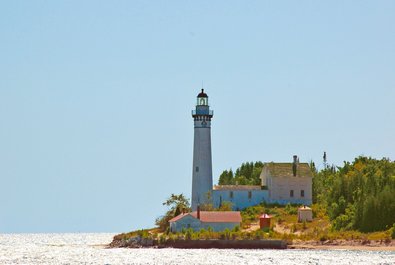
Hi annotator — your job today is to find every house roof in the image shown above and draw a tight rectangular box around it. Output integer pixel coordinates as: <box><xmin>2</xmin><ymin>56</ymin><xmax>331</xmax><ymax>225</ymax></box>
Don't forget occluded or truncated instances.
<box><xmin>264</xmin><ymin>162</ymin><xmax>312</xmax><ymax>178</ymax></box>
<box><xmin>168</xmin><ymin>213</ymin><xmax>190</xmax><ymax>223</ymax></box>
<box><xmin>298</xmin><ymin>206</ymin><xmax>312</xmax><ymax>211</ymax></box>
<box><xmin>259</xmin><ymin>214</ymin><xmax>272</xmax><ymax>219</ymax></box>
<box><xmin>169</xmin><ymin>211</ymin><xmax>242</xmax><ymax>223</ymax></box>
<box><xmin>213</xmin><ymin>185</ymin><xmax>262</xmax><ymax>191</ymax></box>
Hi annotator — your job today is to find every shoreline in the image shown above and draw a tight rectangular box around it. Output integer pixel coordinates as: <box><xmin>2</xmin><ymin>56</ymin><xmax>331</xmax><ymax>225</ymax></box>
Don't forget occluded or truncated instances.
<box><xmin>289</xmin><ymin>244</ymin><xmax>395</xmax><ymax>251</ymax></box>
<box><xmin>109</xmin><ymin>238</ymin><xmax>287</xmax><ymax>249</ymax></box>
<box><xmin>289</xmin><ymin>239</ymin><xmax>395</xmax><ymax>251</ymax></box>
<box><xmin>109</xmin><ymin>237</ymin><xmax>395</xmax><ymax>251</ymax></box>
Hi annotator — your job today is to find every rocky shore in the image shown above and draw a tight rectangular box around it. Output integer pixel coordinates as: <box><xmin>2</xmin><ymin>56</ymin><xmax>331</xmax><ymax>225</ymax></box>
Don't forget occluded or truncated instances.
<box><xmin>109</xmin><ymin>236</ymin><xmax>155</xmax><ymax>248</ymax></box>
<box><xmin>109</xmin><ymin>236</ymin><xmax>395</xmax><ymax>251</ymax></box>
<box><xmin>109</xmin><ymin>236</ymin><xmax>287</xmax><ymax>249</ymax></box>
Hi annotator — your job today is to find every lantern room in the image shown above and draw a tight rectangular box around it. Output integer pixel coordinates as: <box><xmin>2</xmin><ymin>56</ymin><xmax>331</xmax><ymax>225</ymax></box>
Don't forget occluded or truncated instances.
<box><xmin>197</xmin><ymin>89</ymin><xmax>208</xmax><ymax>106</ymax></box>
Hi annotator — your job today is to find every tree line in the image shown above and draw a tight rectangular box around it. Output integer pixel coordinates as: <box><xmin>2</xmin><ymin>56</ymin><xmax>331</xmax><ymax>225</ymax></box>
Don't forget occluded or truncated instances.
<box><xmin>313</xmin><ymin>156</ymin><xmax>395</xmax><ymax>232</ymax></box>
<box><xmin>219</xmin><ymin>156</ymin><xmax>395</xmax><ymax>232</ymax></box>
<box><xmin>218</xmin><ymin>161</ymin><xmax>263</xmax><ymax>186</ymax></box>
<box><xmin>157</xmin><ymin>156</ymin><xmax>395</xmax><ymax>233</ymax></box>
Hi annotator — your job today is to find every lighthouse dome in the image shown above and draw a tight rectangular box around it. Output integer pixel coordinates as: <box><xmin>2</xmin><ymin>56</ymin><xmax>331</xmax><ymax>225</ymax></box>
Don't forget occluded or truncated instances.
<box><xmin>197</xmin><ymin>89</ymin><xmax>208</xmax><ymax>98</ymax></box>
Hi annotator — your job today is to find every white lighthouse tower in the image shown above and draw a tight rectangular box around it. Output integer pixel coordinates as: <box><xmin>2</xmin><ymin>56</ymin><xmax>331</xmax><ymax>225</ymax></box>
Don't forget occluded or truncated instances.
<box><xmin>191</xmin><ymin>89</ymin><xmax>213</xmax><ymax>211</ymax></box>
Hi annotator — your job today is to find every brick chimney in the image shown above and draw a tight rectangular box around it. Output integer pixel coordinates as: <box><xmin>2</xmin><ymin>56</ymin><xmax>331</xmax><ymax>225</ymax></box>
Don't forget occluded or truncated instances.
<box><xmin>197</xmin><ymin>205</ymin><xmax>200</xmax><ymax>219</ymax></box>
<box><xmin>292</xmin><ymin>155</ymin><xmax>298</xmax><ymax>176</ymax></box>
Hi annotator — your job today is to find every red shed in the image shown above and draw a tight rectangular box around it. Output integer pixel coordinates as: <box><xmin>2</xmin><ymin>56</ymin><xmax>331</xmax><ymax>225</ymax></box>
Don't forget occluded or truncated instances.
<box><xmin>259</xmin><ymin>214</ymin><xmax>272</xmax><ymax>229</ymax></box>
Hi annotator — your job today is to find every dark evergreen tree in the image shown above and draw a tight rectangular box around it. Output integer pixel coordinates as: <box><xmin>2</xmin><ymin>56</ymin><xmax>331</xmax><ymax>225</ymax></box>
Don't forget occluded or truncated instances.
<box><xmin>313</xmin><ymin>156</ymin><xmax>395</xmax><ymax>232</ymax></box>
<box><xmin>218</xmin><ymin>161</ymin><xmax>264</xmax><ymax>186</ymax></box>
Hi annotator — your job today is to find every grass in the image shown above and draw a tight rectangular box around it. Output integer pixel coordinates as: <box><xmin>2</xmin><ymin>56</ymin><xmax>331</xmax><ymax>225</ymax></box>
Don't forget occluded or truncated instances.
<box><xmin>113</xmin><ymin>227</ymin><xmax>160</xmax><ymax>241</ymax></box>
<box><xmin>113</xmin><ymin>203</ymin><xmax>393</xmax><ymax>243</ymax></box>
<box><xmin>239</xmin><ymin>203</ymin><xmax>392</xmax><ymax>242</ymax></box>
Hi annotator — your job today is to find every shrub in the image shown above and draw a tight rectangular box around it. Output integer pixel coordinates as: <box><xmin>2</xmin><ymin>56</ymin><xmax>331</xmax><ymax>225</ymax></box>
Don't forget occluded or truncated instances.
<box><xmin>167</xmin><ymin>233</ymin><xmax>177</xmax><ymax>242</ymax></box>
<box><xmin>185</xmin><ymin>228</ymin><xmax>193</xmax><ymax>240</ymax></box>
<box><xmin>218</xmin><ymin>201</ymin><xmax>233</xmax><ymax>211</ymax></box>
<box><xmin>285</xmin><ymin>203</ymin><xmax>297</xmax><ymax>215</ymax></box>
<box><xmin>137</xmin><ymin>229</ymin><xmax>150</xmax><ymax>239</ymax></box>
<box><xmin>319</xmin><ymin>234</ymin><xmax>328</xmax><ymax>242</ymax></box>
<box><xmin>243</xmin><ymin>232</ymin><xmax>252</xmax><ymax>239</ymax></box>
<box><xmin>159</xmin><ymin>234</ymin><xmax>166</xmax><ymax>244</ymax></box>
<box><xmin>254</xmin><ymin>230</ymin><xmax>264</xmax><ymax>239</ymax></box>
<box><xmin>266</xmin><ymin>207</ymin><xmax>279</xmax><ymax>215</ymax></box>
<box><xmin>312</xmin><ymin>203</ymin><xmax>327</xmax><ymax>219</ymax></box>
<box><xmin>223</xmin><ymin>228</ymin><xmax>231</xmax><ymax>240</ymax></box>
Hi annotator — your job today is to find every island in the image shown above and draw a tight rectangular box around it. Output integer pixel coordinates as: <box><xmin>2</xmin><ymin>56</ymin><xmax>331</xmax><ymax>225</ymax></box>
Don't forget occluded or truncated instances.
<box><xmin>110</xmin><ymin>89</ymin><xmax>395</xmax><ymax>250</ymax></box>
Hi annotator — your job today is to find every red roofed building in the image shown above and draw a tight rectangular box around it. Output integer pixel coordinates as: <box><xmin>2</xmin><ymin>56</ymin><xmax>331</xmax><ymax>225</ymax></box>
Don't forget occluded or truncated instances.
<box><xmin>169</xmin><ymin>209</ymin><xmax>242</xmax><ymax>232</ymax></box>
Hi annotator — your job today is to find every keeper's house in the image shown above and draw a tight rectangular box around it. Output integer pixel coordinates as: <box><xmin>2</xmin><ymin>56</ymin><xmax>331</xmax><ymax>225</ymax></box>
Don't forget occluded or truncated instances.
<box><xmin>169</xmin><ymin>209</ymin><xmax>241</xmax><ymax>232</ymax></box>
<box><xmin>261</xmin><ymin>155</ymin><xmax>313</xmax><ymax>205</ymax></box>
<box><xmin>212</xmin><ymin>155</ymin><xmax>313</xmax><ymax>210</ymax></box>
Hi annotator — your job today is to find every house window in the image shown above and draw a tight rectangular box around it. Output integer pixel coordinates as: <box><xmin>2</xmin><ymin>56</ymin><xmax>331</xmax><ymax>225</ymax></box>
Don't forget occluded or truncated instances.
<box><xmin>290</xmin><ymin>190</ymin><xmax>294</xmax><ymax>197</ymax></box>
<box><xmin>230</xmin><ymin>191</ymin><xmax>233</xmax><ymax>199</ymax></box>
<box><xmin>248</xmin><ymin>191</ymin><xmax>252</xmax><ymax>199</ymax></box>
<box><xmin>301</xmin><ymin>190</ymin><xmax>305</xmax><ymax>197</ymax></box>
<box><xmin>196</xmin><ymin>166</ymin><xmax>199</xmax><ymax>172</ymax></box>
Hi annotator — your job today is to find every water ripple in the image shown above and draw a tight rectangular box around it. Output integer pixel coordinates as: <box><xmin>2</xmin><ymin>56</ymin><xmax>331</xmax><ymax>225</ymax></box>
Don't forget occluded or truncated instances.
<box><xmin>0</xmin><ymin>233</ymin><xmax>394</xmax><ymax>265</ymax></box>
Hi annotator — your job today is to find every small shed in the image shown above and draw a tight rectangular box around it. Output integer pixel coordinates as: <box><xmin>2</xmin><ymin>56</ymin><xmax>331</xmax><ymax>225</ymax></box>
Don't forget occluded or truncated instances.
<box><xmin>298</xmin><ymin>206</ymin><xmax>313</xmax><ymax>222</ymax></box>
<box><xmin>259</xmin><ymin>214</ymin><xmax>272</xmax><ymax>229</ymax></box>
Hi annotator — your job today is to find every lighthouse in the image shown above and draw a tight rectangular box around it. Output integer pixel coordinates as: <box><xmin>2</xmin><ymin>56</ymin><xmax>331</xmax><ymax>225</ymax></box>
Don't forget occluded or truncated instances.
<box><xmin>191</xmin><ymin>89</ymin><xmax>213</xmax><ymax>211</ymax></box>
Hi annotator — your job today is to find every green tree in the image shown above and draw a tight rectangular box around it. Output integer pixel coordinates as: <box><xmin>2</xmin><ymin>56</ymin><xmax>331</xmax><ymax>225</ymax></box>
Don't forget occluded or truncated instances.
<box><xmin>218</xmin><ymin>201</ymin><xmax>233</xmax><ymax>211</ymax></box>
<box><xmin>155</xmin><ymin>193</ymin><xmax>191</xmax><ymax>231</ymax></box>
<box><xmin>218</xmin><ymin>161</ymin><xmax>263</xmax><ymax>185</ymax></box>
<box><xmin>313</xmin><ymin>156</ymin><xmax>395</xmax><ymax>232</ymax></box>
<box><xmin>162</xmin><ymin>193</ymin><xmax>190</xmax><ymax>216</ymax></box>
<box><xmin>218</xmin><ymin>169</ymin><xmax>234</xmax><ymax>185</ymax></box>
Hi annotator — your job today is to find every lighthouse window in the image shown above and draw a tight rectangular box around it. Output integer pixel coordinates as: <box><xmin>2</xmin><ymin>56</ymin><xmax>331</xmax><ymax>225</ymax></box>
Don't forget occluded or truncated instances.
<box><xmin>196</xmin><ymin>167</ymin><xmax>199</xmax><ymax>172</ymax></box>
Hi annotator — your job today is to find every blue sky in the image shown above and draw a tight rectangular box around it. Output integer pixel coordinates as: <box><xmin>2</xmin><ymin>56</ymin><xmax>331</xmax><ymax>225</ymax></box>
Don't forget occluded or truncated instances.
<box><xmin>1</xmin><ymin>1</ymin><xmax>394</xmax><ymax>233</ymax></box>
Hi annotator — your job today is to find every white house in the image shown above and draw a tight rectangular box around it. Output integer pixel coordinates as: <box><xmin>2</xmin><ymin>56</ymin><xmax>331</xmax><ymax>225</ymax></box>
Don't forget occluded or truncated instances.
<box><xmin>211</xmin><ymin>156</ymin><xmax>313</xmax><ymax>209</ymax></box>
<box><xmin>169</xmin><ymin>209</ymin><xmax>242</xmax><ymax>232</ymax></box>
<box><xmin>260</xmin><ymin>155</ymin><xmax>313</xmax><ymax>205</ymax></box>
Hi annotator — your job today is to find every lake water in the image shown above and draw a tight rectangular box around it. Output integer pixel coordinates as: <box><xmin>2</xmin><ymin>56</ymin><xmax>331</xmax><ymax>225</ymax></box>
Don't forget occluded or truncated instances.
<box><xmin>0</xmin><ymin>233</ymin><xmax>394</xmax><ymax>265</ymax></box>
